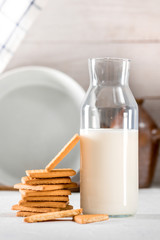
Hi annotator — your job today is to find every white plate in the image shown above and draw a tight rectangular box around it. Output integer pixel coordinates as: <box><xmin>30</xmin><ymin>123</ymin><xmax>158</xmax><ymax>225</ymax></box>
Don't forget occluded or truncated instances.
<box><xmin>0</xmin><ymin>66</ymin><xmax>85</xmax><ymax>185</ymax></box>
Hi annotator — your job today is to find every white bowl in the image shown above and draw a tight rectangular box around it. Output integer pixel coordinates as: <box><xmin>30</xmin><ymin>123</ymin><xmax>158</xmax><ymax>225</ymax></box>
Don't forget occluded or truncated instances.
<box><xmin>0</xmin><ymin>66</ymin><xmax>85</xmax><ymax>185</ymax></box>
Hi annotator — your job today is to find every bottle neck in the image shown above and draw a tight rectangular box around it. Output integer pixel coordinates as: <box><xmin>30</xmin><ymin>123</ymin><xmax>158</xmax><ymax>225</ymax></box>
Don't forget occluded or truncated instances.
<box><xmin>89</xmin><ymin>57</ymin><xmax>130</xmax><ymax>87</ymax></box>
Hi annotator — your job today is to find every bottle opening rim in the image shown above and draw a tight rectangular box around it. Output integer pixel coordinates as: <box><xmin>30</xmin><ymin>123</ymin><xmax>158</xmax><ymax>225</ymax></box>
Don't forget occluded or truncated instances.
<box><xmin>88</xmin><ymin>57</ymin><xmax>131</xmax><ymax>63</ymax></box>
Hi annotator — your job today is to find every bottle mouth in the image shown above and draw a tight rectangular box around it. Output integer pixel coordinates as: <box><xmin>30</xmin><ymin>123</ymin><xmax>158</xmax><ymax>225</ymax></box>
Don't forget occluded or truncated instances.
<box><xmin>88</xmin><ymin>57</ymin><xmax>130</xmax><ymax>86</ymax></box>
<box><xmin>88</xmin><ymin>57</ymin><xmax>131</xmax><ymax>63</ymax></box>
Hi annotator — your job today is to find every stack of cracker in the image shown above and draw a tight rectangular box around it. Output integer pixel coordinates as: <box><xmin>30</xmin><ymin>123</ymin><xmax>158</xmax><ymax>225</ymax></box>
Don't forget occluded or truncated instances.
<box><xmin>12</xmin><ymin>134</ymin><xmax>109</xmax><ymax>224</ymax></box>
<box><xmin>12</xmin><ymin>134</ymin><xmax>80</xmax><ymax>218</ymax></box>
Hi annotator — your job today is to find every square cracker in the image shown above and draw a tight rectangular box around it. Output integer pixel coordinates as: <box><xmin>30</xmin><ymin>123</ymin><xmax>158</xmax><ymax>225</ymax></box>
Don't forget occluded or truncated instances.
<box><xmin>18</xmin><ymin>200</ymin><xmax>68</xmax><ymax>208</ymax></box>
<box><xmin>12</xmin><ymin>204</ymin><xmax>73</xmax><ymax>212</ymax></box>
<box><xmin>21</xmin><ymin>176</ymin><xmax>71</xmax><ymax>185</ymax></box>
<box><xmin>22</xmin><ymin>196</ymin><xmax>69</xmax><ymax>202</ymax></box>
<box><xmin>20</xmin><ymin>189</ymin><xmax>71</xmax><ymax>197</ymax></box>
<box><xmin>45</xmin><ymin>134</ymin><xmax>80</xmax><ymax>171</ymax></box>
<box><xmin>26</xmin><ymin>169</ymin><xmax>76</xmax><ymax>178</ymax></box>
<box><xmin>73</xmin><ymin>214</ymin><xmax>109</xmax><ymax>224</ymax></box>
<box><xmin>14</xmin><ymin>182</ymin><xmax>77</xmax><ymax>191</ymax></box>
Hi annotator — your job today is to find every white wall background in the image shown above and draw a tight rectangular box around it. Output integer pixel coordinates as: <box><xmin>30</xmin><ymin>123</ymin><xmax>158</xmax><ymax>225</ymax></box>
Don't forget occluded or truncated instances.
<box><xmin>5</xmin><ymin>0</ymin><xmax>160</xmax><ymax>184</ymax></box>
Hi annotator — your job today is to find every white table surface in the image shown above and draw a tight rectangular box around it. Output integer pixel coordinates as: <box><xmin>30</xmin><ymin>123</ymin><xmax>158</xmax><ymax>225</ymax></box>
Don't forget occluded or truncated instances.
<box><xmin>0</xmin><ymin>189</ymin><xmax>160</xmax><ymax>240</ymax></box>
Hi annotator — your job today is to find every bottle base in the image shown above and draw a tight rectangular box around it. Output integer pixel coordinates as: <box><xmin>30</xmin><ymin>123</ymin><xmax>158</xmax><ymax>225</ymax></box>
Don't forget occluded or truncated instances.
<box><xmin>109</xmin><ymin>214</ymin><xmax>134</xmax><ymax>218</ymax></box>
<box><xmin>82</xmin><ymin>208</ymin><xmax>137</xmax><ymax>217</ymax></box>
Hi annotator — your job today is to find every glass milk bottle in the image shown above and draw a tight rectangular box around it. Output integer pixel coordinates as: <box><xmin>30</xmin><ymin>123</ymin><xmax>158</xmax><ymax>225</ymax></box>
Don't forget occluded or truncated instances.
<box><xmin>80</xmin><ymin>57</ymin><xmax>138</xmax><ymax>216</ymax></box>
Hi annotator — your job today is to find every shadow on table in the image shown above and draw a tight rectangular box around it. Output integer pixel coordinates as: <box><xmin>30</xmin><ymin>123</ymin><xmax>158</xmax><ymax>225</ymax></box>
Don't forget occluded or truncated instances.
<box><xmin>0</xmin><ymin>212</ymin><xmax>16</xmax><ymax>217</ymax></box>
<box><xmin>136</xmin><ymin>214</ymin><xmax>160</xmax><ymax>219</ymax></box>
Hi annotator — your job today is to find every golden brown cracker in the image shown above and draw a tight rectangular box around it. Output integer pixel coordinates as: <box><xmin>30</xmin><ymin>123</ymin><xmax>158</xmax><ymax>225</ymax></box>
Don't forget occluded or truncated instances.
<box><xmin>21</xmin><ymin>176</ymin><xmax>71</xmax><ymax>185</ymax></box>
<box><xmin>14</xmin><ymin>182</ymin><xmax>77</xmax><ymax>191</ymax></box>
<box><xmin>26</xmin><ymin>169</ymin><xmax>76</xmax><ymax>178</ymax></box>
<box><xmin>12</xmin><ymin>204</ymin><xmax>61</xmax><ymax>212</ymax></box>
<box><xmin>18</xmin><ymin>200</ymin><xmax>68</xmax><ymax>208</ymax></box>
<box><xmin>73</xmin><ymin>214</ymin><xmax>109</xmax><ymax>224</ymax></box>
<box><xmin>22</xmin><ymin>196</ymin><xmax>69</xmax><ymax>202</ymax></box>
<box><xmin>20</xmin><ymin>189</ymin><xmax>71</xmax><ymax>197</ymax></box>
<box><xmin>45</xmin><ymin>134</ymin><xmax>80</xmax><ymax>171</ymax></box>
<box><xmin>12</xmin><ymin>204</ymin><xmax>73</xmax><ymax>212</ymax></box>
<box><xmin>16</xmin><ymin>211</ymin><xmax>42</xmax><ymax>217</ymax></box>
<box><xmin>24</xmin><ymin>208</ymin><xmax>83</xmax><ymax>223</ymax></box>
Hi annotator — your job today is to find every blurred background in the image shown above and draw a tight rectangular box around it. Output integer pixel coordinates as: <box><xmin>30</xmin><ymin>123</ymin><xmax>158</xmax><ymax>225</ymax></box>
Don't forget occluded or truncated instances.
<box><xmin>0</xmin><ymin>0</ymin><xmax>160</xmax><ymax>186</ymax></box>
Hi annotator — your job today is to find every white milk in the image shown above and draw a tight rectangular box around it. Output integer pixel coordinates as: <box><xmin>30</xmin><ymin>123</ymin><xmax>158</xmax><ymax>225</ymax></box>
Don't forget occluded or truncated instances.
<box><xmin>80</xmin><ymin>128</ymin><xmax>138</xmax><ymax>216</ymax></box>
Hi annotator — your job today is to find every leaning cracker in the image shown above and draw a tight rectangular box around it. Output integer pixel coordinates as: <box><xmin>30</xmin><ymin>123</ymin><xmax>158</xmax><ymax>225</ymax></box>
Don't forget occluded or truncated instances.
<box><xmin>12</xmin><ymin>204</ymin><xmax>73</xmax><ymax>212</ymax></box>
<box><xmin>26</xmin><ymin>169</ymin><xmax>76</xmax><ymax>178</ymax></box>
<box><xmin>22</xmin><ymin>196</ymin><xmax>69</xmax><ymax>202</ymax></box>
<box><xmin>73</xmin><ymin>214</ymin><xmax>109</xmax><ymax>224</ymax></box>
<box><xmin>20</xmin><ymin>189</ymin><xmax>71</xmax><ymax>197</ymax></box>
<box><xmin>18</xmin><ymin>200</ymin><xmax>68</xmax><ymax>208</ymax></box>
<box><xmin>45</xmin><ymin>134</ymin><xmax>80</xmax><ymax>171</ymax></box>
<box><xmin>14</xmin><ymin>182</ymin><xmax>77</xmax><ymax>191</ymax></box>
<box><xmin>16</xmin><ymin>211</ymin><xmax>42</xmax><ymax>217</ymax></box>
<box><xmin>21</xmin><ymin>176</ymin><xmax>71</xmax><ymax>185</ymax></box>
<box><xmin>24</xmin><ymin>208</ymin><xmax>83</xmax><ymax>223</ymax></box>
